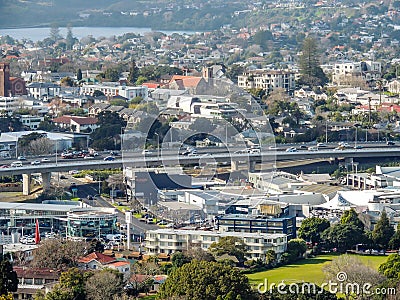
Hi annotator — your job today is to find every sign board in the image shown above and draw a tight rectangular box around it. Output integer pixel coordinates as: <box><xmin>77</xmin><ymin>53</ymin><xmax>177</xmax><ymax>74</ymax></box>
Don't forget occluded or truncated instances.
<box><xmin>125</xmin><ymin>212</ymin><xmax>132</xmax><ymax>224</ymax></box>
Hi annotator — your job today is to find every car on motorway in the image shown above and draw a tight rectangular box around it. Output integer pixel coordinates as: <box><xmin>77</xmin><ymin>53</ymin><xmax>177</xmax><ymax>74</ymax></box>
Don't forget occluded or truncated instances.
<box><xmin>317</xmin><ymin>143</ymin><xmax>327</xmax><ymax>148</ymax></box>
<box><xmin>249</xmin><ymin>148</ymin><xmax>261</xmax><ymax>154</ymax></box>
<box><xmin>68</xmin><ymin>170</ymin><xmax>79</xmax><ymax>175</ymax></box>
<box><xmin>298</xmin><ymin>145</ymin><xmax>308</xmax><ymax>150</ymax></box>
<box><xmin>84</xmin><ymin>155</ymin><xmax>94</xmax><ymax>159</ymax></box>
<box><xmin>31</xmin><ymin>160</ymin><xmax>41</xmax><ymax>165</ymax></box>
<box><xmin>0</xmin><ymin>165</ymin><xmax>9</xmax><ymax>168</ymax></box>
<box><xmin>285</xmin><ymin>147</ymin><xmax>297</xmax><ymax>152</ymax></box>
<box><xmin>10</xmin><ymin>161</ymin><xmax>23</xmax><ymax>167</ymax></box>
<box><xmin>268</xmin><ymin>146</ymin><xmax>278</xmax><ymax>150</ymax></box>
<box><xmin>338</xmin><ymin>142</ymin><xmax>350</xmax><ymax>148</ymax></box>
<box><xmin>142</xmin><ymin>149</ymin><xmax>154</xmax><ymax>155</ymax></box>
<box><xmin>308</xmin><ymin>146</ymin><xmax>318</xmax><ymax>151</ymax></box>
<box><xmin>17</xmin><ymin>155</ymin><xmax>26</xmax><ymax>160</ymax></box>
<box><xmin>354</xmin><ymin>145</ymin><xmax>363</xmax><ymax>149</ymax></box>
<box><xmin>387</xmin><ymin>141</ymin><xmax>396</xmax><ymax>146</ymax></box>
<box><xmin>104</xmin><ymin>156</ymin><xmax>115</xmax><ymax>161</ymax></box>
<box><xmin>41</xmin><ymin>158</ymin><xmax>50</xmax><ymax>162</ymax></box>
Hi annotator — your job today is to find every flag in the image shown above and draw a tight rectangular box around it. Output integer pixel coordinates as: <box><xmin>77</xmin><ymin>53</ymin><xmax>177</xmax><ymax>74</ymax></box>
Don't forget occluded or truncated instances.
<box><xmin>35</xmin><ymin>219</ymin><xmax>40</xmax><ymax>244</ymax></box>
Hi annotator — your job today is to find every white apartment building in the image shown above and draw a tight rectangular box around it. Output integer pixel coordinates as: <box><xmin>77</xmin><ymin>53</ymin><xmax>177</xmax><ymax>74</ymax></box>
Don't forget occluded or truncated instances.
<box><xmin>167</xmin><ymin>95</ymin><xmax>245</xmax><ymax>120</ymax></box>
<box><xmin>237</xmin><ymin>69</ymin><xmax>296</xmax><ymax>93</ymax></box>
<box><xmin>0</xmin><ymin>97</ymin><xmax>20</xmax><ymax>115</ymax></box>
<box><xmin>80</xmin><ymin>83</ymin><xmax>148</xmax><ymax>101</ymax></box>
<box><xmin>145</xmin><ymin>229</ymin><xmax>287</xmax><ymax>261</ymax></box>
<box><xmin>332</xmin><ymin>61</ymin><xmax>381</xmax><ymax>85</ymax></box>
<box><xmin>20</xmin><ymin>115</ymin><xmax>44</xmax><ymax>130</ymax></box>
<box><xmin>26</xmin><ymin>82</ymin><xmax>61</xmax><ymax>101</ymax></box>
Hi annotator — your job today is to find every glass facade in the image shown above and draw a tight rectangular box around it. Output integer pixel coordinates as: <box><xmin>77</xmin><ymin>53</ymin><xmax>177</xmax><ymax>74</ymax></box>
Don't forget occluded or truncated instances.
<box><xmin>66</xmin><ymin>210</ymin><xmax>118</xmax><ymax>240</ymax></box>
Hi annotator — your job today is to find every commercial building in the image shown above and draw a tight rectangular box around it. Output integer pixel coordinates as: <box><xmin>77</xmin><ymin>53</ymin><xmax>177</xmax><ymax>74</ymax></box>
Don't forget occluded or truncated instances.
<box><xmin>145</xmin><ymin>229</ymin><xmax>287</xmax><ymax>261</ymax></box>
<box><xmin>66</xmin><ymin>208</ymin><xmax>119</xmax><ymax>240</ymax></box>
<box><xmin>214</xmin><ymin>215</ymin><xmax>296</xmax><ymax>239</ymax></box>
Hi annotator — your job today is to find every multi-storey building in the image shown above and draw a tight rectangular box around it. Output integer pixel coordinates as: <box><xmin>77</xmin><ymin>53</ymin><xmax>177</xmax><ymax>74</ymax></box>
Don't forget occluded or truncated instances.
<box><xmin>214</xmin><ymin>215</ymin><xmax>296</xmax><ymax>239</ymax></box>
<box><xmin>332</xmin><ymin>60</ymin><xmax>381</xmax><ymax>86</ymax></box>
<box><xmin>237</xmin><ymin>69</ymin><xmax>296</xmax><ymax>93</ymax></box>
<box><xmin>145</xmin><ymin>229</ymin><xmax>287</xmax><ymax>261</ymax></box>
<box><xmin>80</xmin><ymin>83</ymin><xmax>148</xmax><ymax>101</ymax></box>
<box><xmin>26</xmin><ymin>82</ymin><xmax>61</xmax><ymax>100</ymax></box>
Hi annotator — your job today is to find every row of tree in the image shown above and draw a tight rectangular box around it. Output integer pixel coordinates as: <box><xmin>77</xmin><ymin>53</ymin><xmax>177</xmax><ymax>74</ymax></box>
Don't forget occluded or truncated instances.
<box><xmin>298</xmin><ymin>209</ymin><xmax>397</xmax><ymax>253</ymax></box>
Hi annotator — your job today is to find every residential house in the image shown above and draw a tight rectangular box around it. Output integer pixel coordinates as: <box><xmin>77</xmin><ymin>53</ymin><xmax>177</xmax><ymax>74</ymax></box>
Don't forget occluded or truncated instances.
<box><xmin>78</xmin><ymin>251</ymin><xmax>131</xmax><ymax>280</ymax></box>
<box><xmin>19</xmin><ymin>115</ymin><xmax>44</xmax><ymax>130</ymax></box>
<box><xmin>52</xmin><ymin>115</ymin><xmax>98</xmax><ymax>133</ymax></box>
<box><xmin>13</xmin><ymin>267</ymin><xmax>61</xmax><ymax>300</ymax></box>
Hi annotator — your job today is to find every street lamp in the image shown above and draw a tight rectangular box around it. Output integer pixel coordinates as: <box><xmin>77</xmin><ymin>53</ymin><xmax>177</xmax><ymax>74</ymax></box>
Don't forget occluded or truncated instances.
<box><xmin>154</xmin><ymin>132</ymin><xmax>159</xmax><ymax>158</ymax></box>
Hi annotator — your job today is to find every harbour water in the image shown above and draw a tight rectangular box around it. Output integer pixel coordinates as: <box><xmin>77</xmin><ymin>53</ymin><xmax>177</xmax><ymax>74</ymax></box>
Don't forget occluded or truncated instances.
<box><xmin>0</xmin><ymin>26</ymin><xmax>196</xmax><ymax>42</ymax></box>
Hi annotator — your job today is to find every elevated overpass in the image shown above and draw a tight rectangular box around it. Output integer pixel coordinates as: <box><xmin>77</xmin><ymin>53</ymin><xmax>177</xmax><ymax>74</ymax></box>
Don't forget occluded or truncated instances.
<box><xmin>2</xmin><ymin>147</ymin><xmax>400</xmax><ymax>195</ymax></box>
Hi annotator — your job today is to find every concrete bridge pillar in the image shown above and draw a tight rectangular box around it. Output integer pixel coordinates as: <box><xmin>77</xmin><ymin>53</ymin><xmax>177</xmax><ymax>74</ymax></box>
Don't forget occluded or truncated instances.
<box><xmin>41</xmin><ymin>172</ymin><xmax>51</xmax><ymax>191</ymax></box>
<box><xmin>22</xmin><ymin>173</ymin><xmax>31</xmax><ymax>195</ymax></box>
<box><xmin>231</xmin><ymin>160</ymin><xmax>239</xmax><ymax>171</ymax></box>
<box><xmin>250</xmin><ymin>161</ymin><xmax>256</xmax><ymax>172</ymax></box>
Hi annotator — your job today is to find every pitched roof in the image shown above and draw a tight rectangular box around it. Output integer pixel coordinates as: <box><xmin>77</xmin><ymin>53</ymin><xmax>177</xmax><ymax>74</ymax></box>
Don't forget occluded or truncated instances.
<box><xmin>108</xmin><ymin>261</ymin><xmax>130</xmax><ymax>267</ymax></box>
<box><xmin>52</xmin><ymin>115</ymin><xmax>98</xmax><ymax>125</ymax></box>
<box><xmin>78</xmin><ymin>251</ymin><xmax>115</xmax><ymax>264</ymax></box>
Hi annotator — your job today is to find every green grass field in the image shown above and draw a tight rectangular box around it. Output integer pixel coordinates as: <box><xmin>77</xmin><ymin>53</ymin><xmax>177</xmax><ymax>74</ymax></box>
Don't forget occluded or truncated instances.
<box><xmin>247</xmin><ymin>254</ymin><xmax>389</xmax><ymax>286</ymax></box>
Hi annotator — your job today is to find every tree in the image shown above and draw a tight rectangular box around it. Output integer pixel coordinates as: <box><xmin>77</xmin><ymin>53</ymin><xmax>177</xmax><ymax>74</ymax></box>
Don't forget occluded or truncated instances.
<box><xmin>208</xmin><ymin>236</ymin><xmax>248</xmax><ymax>264</ymax></box>
<box><xmin>298</xmin><ymin>37</ymin><xmax>328</xmax><ymax>86</ymax></box>
<box><xmin>49</xmin><ymin>23</ymin><xmax>61</xmax><ymax>43</ymax></box>
<box><xmin>60</xmin><ymin>76</ymin><xmax>74</xmax><ymax>87</ymax></box>
<box><xmin>372</xmin><ymin>211</ymin><xmax>394</xmax><ymax>252</ymax></box>
<box><xmin>85</xmin><ymin>269</ymin><xmax>124</xmax><ymax>300</ymax></box>
<box><xmin>171</xmin><ymin>252</ymin><xmax>191</xmax><ymax>269</ymax></box>
<box><xmin>285</xmin><ymin>238</ymin><xmax>307</xmax><ymax>262</ymax></box>
<box><xmin>31</xmin><ymin>239</ymin><xmax>89</xmax><ymax>270</ymax></box>
<box><xmin>298</xmin><ymin>217</ymin><xmax>330</xmax><ymax>244</ymax></box>
<box><xmin>127</xmin><ymin>58</ymin><xmax>140</xmax><ymax>85</ymax></box>
<box><xmin>157</xmin><ymin>260</ymin><xmax>254</xmax><ymax>300</ymax></box>
<box><xmin>0</xmin><ymin>255</ymin><xmax>18</xmax><ymax>296</ymax></box>
<box><xmin>323</xmin><ymin>254</ymin><xmax>385</xmax><ymax>297</ymax></box>
<box><xmin>77</xmin><ymin>68</ymin><xmax>83</xmax><ymax>81</ymax></box>
<box><xmin>44</xmin><ymin>268</ymin><xmax>86</xmax><ymax>300</ymax></box>
<box><xmin>389</xmin><ymin>223</ymin><xmax>400</xmax><ymax>250</ymax></box>
<box><xmin>379</xmin><ymin>253</ymin><xmax>400</xmax><ymax>278</ymax></box>
<box><xmin>321</xmin><ymin>223</ymin><xmax>365</xmax><ymax>253</ymax></box>
<box><xmin>340</xmin><ymin>208</ymin><xmax>365</xmax><ymax>230</ymax></box>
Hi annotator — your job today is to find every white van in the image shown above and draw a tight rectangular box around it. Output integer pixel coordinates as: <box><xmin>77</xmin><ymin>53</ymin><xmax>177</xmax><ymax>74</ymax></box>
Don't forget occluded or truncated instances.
<box><xmin>10</xmin><ymin>161</ymin><xmax>23</xmax><ymax>167</ymax></box>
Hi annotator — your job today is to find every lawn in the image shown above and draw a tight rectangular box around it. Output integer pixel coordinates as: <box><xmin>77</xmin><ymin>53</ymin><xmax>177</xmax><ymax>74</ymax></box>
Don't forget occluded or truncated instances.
<box><xmin>247</xmin><ymin>254</ymin><xmax>389</xmax><ymax>286</ymax></box>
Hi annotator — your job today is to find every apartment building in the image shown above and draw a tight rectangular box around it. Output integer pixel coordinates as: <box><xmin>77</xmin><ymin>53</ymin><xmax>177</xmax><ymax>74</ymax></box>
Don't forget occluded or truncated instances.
<box><xmin>145</xmin><ymin>229</ymin><xmax>287</xmax><ymax>261</ymax></box>
<box><xmin>237</xmin><ymin>69</ymin><xmax>296</xmax><ymax>93</ymax></box>
<box><xmin>80</xmin><ymin>83</ymin><xmax>148</xmax><ymax>100</ymax></box>
<box><xmin>332</xmin><ymin>60</ymin><xmax>381</xmax><ymax>85</ymax></box>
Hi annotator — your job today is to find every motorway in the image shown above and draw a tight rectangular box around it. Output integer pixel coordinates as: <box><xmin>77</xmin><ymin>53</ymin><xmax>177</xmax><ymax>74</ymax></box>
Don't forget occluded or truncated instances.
<box><xmin>1</xmin><ymin>142</ymin><xmax>400</xmax><ymax>176</ymax></box>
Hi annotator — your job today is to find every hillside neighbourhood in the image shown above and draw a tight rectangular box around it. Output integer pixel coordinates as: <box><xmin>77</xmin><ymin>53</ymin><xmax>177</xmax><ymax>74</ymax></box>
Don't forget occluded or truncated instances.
<box><xmin>3</xmin><ymin>1</ymin><xmax>400</xmax><ymax>300</ymax></box>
